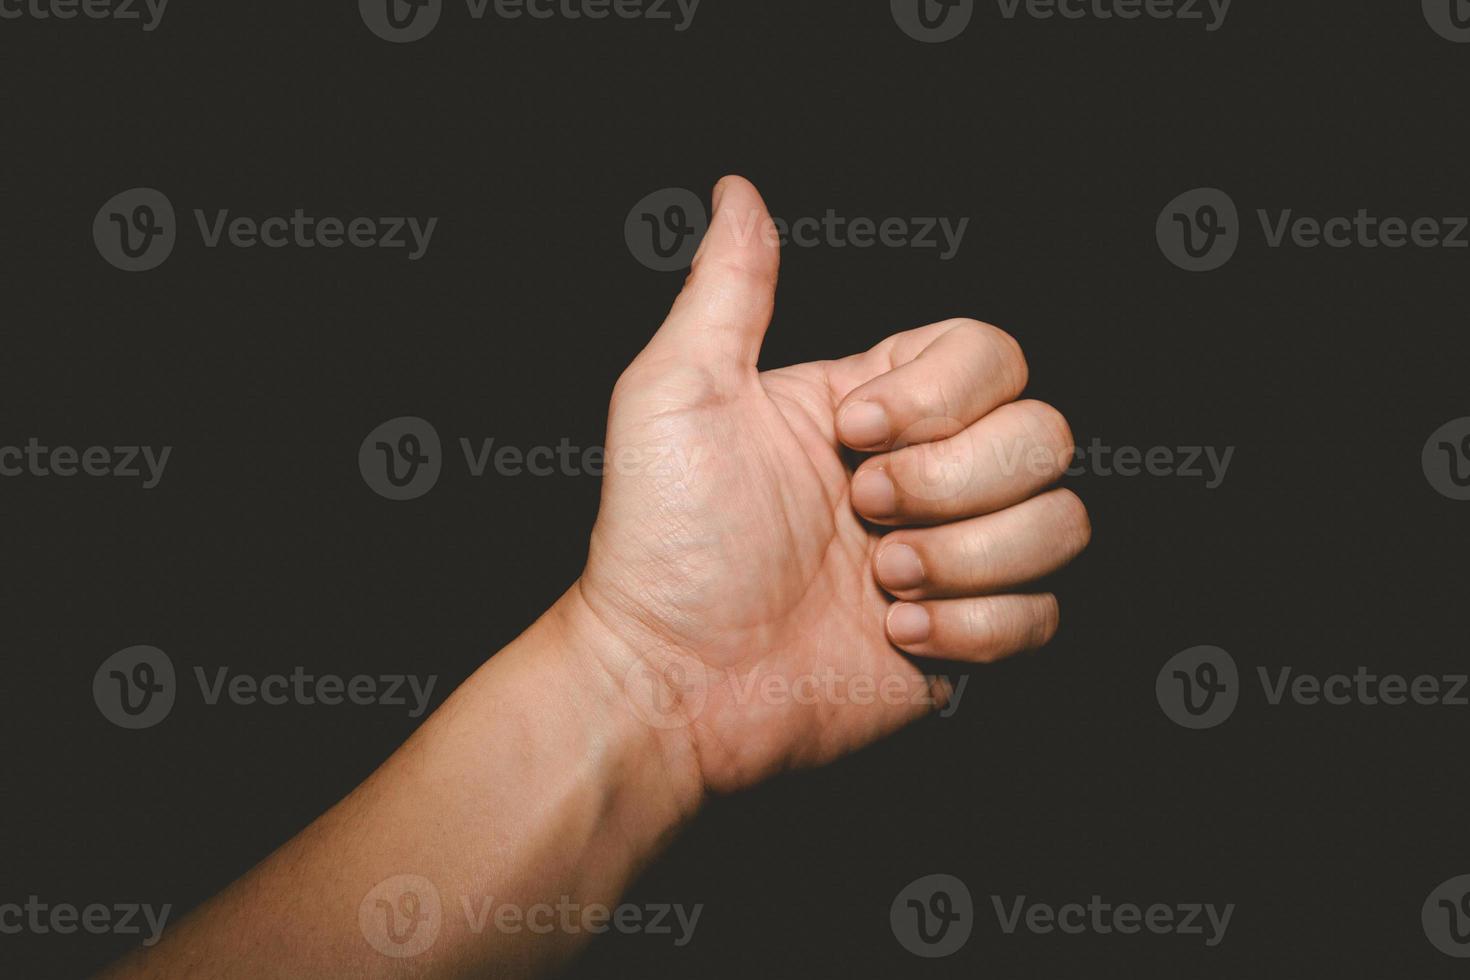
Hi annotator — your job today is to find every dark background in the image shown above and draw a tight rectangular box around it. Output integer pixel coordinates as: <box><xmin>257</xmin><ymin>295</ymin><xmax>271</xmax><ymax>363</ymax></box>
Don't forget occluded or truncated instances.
<box><xmin>4</xmin><ymin>0</ymin><xmax>1469</xmax><ymax>976</ymax></box>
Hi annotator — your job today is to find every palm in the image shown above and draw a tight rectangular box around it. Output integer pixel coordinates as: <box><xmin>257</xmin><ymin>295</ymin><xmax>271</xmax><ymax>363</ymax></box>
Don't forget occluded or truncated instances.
<box><xmin>584</xmin><ymin>357</ymin><xmax>938</xmax><ymax>792</ymax></box>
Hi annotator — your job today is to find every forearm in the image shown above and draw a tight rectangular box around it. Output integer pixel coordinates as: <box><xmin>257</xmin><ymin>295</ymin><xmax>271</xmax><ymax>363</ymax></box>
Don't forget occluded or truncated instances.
<box><xmin>100</xmin><ymin>588</ymin><xmax>702</xmax><ymax>980</ymax></box>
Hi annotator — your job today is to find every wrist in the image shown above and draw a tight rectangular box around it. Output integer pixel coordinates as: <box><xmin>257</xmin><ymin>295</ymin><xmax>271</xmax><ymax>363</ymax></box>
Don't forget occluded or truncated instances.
<box><xmin>535</xmin><ymin>583</ymin><xmax>707</xmax><ymax>831</ymax></box>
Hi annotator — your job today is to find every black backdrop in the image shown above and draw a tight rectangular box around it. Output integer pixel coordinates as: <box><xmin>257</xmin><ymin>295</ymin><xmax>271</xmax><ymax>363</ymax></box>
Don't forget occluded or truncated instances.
<box><xmin>4</xmin><ymin>1</ymin><xmax>1469</xmax><ymax>976</ymax></box>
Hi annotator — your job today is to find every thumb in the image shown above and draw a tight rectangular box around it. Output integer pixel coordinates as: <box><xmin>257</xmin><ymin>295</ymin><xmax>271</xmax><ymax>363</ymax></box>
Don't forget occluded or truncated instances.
<box><xmin>645</xmin><ymin>176</ymin><xmax>781</xmax><ymax>371</ymax></box>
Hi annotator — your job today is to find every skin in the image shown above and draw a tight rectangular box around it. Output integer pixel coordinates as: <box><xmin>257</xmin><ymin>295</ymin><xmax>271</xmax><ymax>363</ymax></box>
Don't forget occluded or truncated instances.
<box><xmin>99</xmin><ymin>176</ymin><xmax>1089</xmax><ymax>979</ymax></box>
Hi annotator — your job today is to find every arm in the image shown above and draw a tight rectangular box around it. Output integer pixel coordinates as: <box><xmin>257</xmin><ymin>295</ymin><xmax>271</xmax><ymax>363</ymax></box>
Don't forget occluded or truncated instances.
<box><xmin>101</xmin><ymin>589</ymin><xmax>698</xmax><ymax>980</ymax></box>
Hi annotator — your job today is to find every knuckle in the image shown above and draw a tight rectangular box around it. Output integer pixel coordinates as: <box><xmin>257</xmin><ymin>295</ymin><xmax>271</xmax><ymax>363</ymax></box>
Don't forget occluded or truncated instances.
<box><xmin>957</xmin><ymin>523</ymin><xmax>998</xmax><ymax>585</ymax></box>
<box><xmin>1035</xmin><ymin>595</ymin><xmax>1061</xmax><ymax>646</ymax></box>
<box><xmin>891</xmin><ymin>439</ymin><xmax>966</xmax><ymax>507</ymax></box>
<box><xmin>909</xmin><ymin>378</ymin><xmax>958</xmax><ymax>430</ymax></box>
<box><xmin>1054</xmin><ymin>488</ymin><xmax>1093</xmax><ymax>552</ymax></box>
<box><xmin>989</xmin><ymin>326</ymin><xmax>1030</xmax><ymax>397</ymax></box>
<box><xmin>942</xmin><ymin>317</ymin><xmax>992</xmax><ymax>338</ymax></box>
<box><xmin>963</xmin><ymin>600</ymin><xmax>998</xmax><ymax>650</ymax></box>
<box><xmin>948</xmin><ymin>319</ymin><xmax>1029</xmax><ymax>396</ymax></box>
<box><xmin>1018</xmin><ymin>400</ymin><xmax>1075</xmax><ymax>456</ymax></box>
<box><xmin>946</xmin><ymin>321</ymin><xmax>1029</xmax><ymax>387</ymax></box>
<box><xmin>892</xmin><ymin>413</ymin><xmax>963</xmax><ymax>449</ymax></box>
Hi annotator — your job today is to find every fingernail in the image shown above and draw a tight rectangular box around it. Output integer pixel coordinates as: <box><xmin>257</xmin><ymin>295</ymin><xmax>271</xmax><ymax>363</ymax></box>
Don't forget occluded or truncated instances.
<box><xmin>837</xmin><ymin>401</ymin><xmax>890</xmax><ymax>449</ymax></box>
<box><xmin>875</xmin><ymin>543</ymin><xmax>925</xmax><ymax>591</ymax></box>
<box><xmin>711</xmin><ymin>178</ymin><xmax>730</xmax><ymax>212</ymax></box>
<box><xmin>851</xmin><ymin>468</ymin><xmax>897</xmax><ymax>518</ymax></box>
<box><xmin>887</xmin><ymin>603</ymin><xmax>931</xmax><ymax>646</ymax></box>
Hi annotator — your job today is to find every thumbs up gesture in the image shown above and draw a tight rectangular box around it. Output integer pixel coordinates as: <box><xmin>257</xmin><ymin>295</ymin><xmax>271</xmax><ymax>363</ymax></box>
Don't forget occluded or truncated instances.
<box><xmin>574</xmin><ymin>177</ymin><xmax>1090</xmax><ymax>794</ymax></box>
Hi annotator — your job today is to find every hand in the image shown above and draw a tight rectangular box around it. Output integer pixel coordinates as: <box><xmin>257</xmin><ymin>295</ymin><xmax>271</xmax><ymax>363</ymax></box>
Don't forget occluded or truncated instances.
<box><xmin>574</xmin><ymin>176</ymin><xmax>1091</xmax><ymax>795</ymax></box>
